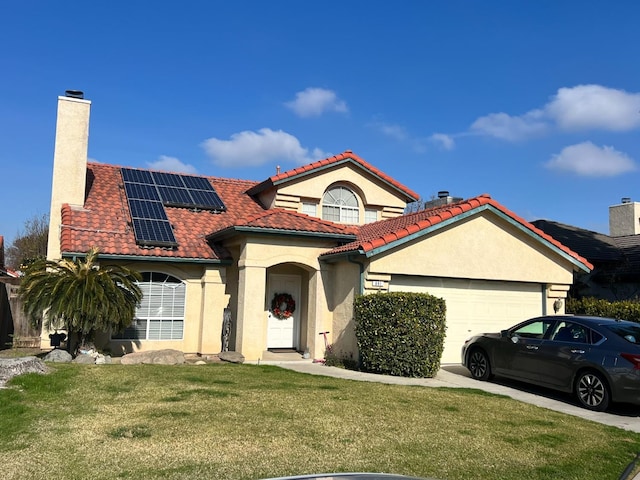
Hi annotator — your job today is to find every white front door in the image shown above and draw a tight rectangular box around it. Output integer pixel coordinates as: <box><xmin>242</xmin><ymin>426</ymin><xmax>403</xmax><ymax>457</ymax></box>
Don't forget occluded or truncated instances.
<box><xmin>267</xmin><ymin>274</ymin><xmax>300</xmax><ymax>349</ymax></box>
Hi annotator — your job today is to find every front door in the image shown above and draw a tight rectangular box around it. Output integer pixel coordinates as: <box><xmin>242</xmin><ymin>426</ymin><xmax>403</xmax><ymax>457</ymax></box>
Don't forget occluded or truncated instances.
<box><xmin>267</xmin><ymin>274</ymin><xmax>300</xmax><ymax>349</ymax></box>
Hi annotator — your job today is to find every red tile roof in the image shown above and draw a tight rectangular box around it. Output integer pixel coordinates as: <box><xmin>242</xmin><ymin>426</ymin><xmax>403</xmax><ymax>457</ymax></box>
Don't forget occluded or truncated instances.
<box><xmin>60</xmin><ymin>163</ymin><xmax>358</xmax><ymax>260</ymax></box>
<box><xmin>58</xmin><ymin>160</ymin><xmax>591</xmax><ymax>272</ymax></box>
<box><xmin>322</xmin><ymin>194</ymin><xmax>594</xmax><ymax>271</ymax></box>
<box><xmin>247</xmin><ymin>150</ymin><xmax>420</xmax><ymax>202</ymax></box>
<box><xmin>210</xmin><ymin>209</ymin><xmax>359</xmax><ymax>239</ymax></box>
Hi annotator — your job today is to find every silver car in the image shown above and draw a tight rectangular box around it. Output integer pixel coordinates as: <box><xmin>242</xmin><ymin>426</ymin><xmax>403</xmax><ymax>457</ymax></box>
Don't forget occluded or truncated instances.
<box><xmin>461</xmin><ymin>315</ymin><xmax>640</xmax><ymax>411</ymax></box>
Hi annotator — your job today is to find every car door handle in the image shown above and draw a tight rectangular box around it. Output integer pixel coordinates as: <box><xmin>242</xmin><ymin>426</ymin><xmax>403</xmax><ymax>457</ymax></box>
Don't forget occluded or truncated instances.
<box><xmin>570</xmin><ymin>349</ymin><xmax>585</xmax><ymax>354</ymax></box>
<box><xmin>526</xmin><ymin>345</ymin><xmax>539</xmax><ymax>350</ymax></box>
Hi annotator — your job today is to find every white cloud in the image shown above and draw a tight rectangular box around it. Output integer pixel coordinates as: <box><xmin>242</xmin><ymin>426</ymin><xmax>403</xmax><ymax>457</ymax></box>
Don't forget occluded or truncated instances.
<box><xmin>201</xmin><ymin>128</ymin><xmax>329</xmax><ymax>167</ymax></box>
<box><xmin>429</xmin><ymin>133</ymin><xmax>455</xmax><ymax>150</ymax></box>
<box><xmin>285</xmin><ymin>87</ymin><xmax>348</xmax><ymax>118</ymax></box>
<box><xmin>468</xmin><ymin>84</ymin><xmax>640</xmax><ymax>142</ymax></box>
<box><xmin>370</xmin><ymin>121</ymin><xmax>408</xmax><ymax>141</ymax></box>
<box><xmin>470</xmin><ymin>109</ymin><xmax>548</xmax><ymax>141</ymax></box>
<box><xmin>545</xmin><ymin>84</ymin><xmax>640</xmax><ymax>131</ymax></box>
<box><xmin>147</xmin><ymin>155</ymin><xmax>197</xmax><ymax>174</ymax></box>
<box><xmin>545</xmin><ymin>141</ymin><xmax>636</xmax><ymax>177</ymax></box>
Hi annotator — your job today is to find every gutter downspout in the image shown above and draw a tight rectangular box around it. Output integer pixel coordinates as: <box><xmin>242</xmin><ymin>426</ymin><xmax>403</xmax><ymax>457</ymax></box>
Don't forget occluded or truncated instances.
<box><xmin>347</xmin><ymin>254</ymin><xmax>365</xmax><ymax>295</ymax></box>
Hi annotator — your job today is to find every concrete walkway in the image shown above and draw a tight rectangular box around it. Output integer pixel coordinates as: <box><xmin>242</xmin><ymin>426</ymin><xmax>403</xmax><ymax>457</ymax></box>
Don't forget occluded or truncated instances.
<box><xmin>251</xmin><ymin>354</ymin><xmax>640</xmax><ymax>434</ymax></box>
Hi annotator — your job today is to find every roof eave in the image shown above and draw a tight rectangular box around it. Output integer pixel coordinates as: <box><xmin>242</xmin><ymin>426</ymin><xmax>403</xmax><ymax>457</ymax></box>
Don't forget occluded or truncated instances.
<box><xmin>61</xmin><ymin>251</ymin><xmax>232</xmax><ymax>265</ymax></box>
<box><xmin>207</xmin><ymin>226</ymin><xmax>357</xmax><ymax>243</ymax></box>
<box><xmin>360</xmin><ymin>204</ymin><xmax>593</xmax><ymax>272</ymax></box>
<box><xmin>248</xmin><ymin>158</ymin><xmax>419</xmax><ymax>202</ymax></box>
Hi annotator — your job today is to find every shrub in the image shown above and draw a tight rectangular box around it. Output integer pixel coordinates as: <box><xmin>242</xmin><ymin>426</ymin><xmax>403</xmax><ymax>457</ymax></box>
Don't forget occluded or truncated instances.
<box><xmin>354</xmin><ymin>292</ymin><xmax>446</xmax><ymax>378</ymax></box>
<box><xmin>567</xmin><ymin>297</ymin><xmax>640</xmax><ymax>322</ymax></box>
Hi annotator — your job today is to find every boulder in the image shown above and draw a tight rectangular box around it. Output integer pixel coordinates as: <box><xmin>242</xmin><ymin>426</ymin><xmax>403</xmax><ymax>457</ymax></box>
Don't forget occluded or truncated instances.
<box><xmin>0</xmin><ymin>356</ymin><xmax>48</xmax><ymax>387</ymax></box>
<box><xmin>219</xmin><ymin>351</ymin><xmax>245</xmax><ymax>364</ymax></box>
<box><xmin>73</xmin><ymin>354</ymin><xmax>96</xmax><ymax>364</ymax></box>
<box><xmin>43</xmin><ymin>349</ymin><xmax>73</xmax><ymax>363</ymax></box>
<box><xmin>120</xmin><ymin>349</ymin><xmax>185</xmax><ymax>365</ymax></box>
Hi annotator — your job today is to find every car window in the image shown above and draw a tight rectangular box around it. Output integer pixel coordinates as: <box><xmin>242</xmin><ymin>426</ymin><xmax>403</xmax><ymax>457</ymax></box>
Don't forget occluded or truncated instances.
<box><xmin>605</xmin><ymin>323</ymin><xmax>640</xmax><ymax>345</ymax></box>
<box><xmin>550</xmin><ymin>321</ymin><xmax>590</xmax><ymax>343</ymax></box>
<box><xmin>512</xmin><ymin>319</ymin><xmax>554</xmax><ymax>339</ymax></box>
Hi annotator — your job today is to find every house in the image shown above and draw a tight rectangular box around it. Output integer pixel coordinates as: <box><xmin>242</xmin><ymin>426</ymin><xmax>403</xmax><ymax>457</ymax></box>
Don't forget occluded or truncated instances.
<box><xmin>533</xmin><ymin>199</ymin><xmax>640</xmax><ymax>301</ymax></box>
<box><xmin>0</xmin><ymin>236</ymin><xmax>31</xmax><ymax>349</ymax></box>
<box><xmin>43</xmin><ymin>92</ymin><xmax>592</xmax><ymax>364</ymax></box>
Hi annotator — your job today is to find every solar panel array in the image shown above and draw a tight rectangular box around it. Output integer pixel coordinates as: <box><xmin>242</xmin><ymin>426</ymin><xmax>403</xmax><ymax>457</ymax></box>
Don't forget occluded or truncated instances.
<box><xmin>121</xmin><ymin>167</ymin><xmax>226</xmax><ymax>247</ymax></box>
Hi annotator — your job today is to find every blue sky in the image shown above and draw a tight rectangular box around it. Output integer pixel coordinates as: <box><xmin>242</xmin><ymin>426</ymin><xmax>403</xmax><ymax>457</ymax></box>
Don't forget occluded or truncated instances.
<box><xmin>2</xmin><ymin>1</ymin><xmax>640</xmax><ymax>244</ymax></box>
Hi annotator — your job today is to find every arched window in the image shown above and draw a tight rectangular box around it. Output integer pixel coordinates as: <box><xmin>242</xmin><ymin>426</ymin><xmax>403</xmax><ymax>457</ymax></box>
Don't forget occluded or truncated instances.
<box><xmin>113</xmin><ymin>272</ymin><xmax>185</xmax><ymax>340</ymax></box>
<box><xmin>322</xmin><ymin>186</ymin><xmax>359</xmax><ymax>223</ymax></box>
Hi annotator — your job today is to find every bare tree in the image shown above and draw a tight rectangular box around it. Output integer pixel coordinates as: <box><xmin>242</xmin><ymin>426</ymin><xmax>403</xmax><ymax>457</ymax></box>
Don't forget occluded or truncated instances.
<box><xmin>6</xmin><ymin>214</ymin><xmax>49</xmax><ymax>270</ymax></box>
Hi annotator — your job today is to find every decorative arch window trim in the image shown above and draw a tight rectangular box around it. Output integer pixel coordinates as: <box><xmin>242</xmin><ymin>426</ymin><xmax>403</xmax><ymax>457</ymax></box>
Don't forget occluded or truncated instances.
<box><xmin>322</xmin><ymin>185</ymin><xmax>360</xmax><ymax>224</ymax></box>
<box><xmin>112</xmin><ymin>271</ymin><xmax>185</xmax><ymax>341</ymax></box>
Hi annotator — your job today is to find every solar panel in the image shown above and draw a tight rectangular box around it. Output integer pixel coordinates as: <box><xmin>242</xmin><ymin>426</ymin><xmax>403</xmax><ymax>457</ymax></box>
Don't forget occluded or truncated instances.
<box><xmin>129</xmin><ymin>199</ymin><xmax>168</xmax><ymax>220</ymax></box>
<box><xmin>122</xmin><ymin>168</ymin><xmax>153</xmax><ymax>184</ymax></box>
<box><xmin>157</xmin><ymin>186</ymin><xmax>195</xmax><ymax>206</ymax></box>
<box><xmin>132</xmin><ymin>218</ymin><xmax>177</xmax><ymax>247</ymax></box>
<box><xmin>152</xmin><ymin>171</ymin><xmax>186</xmax><ymax>187</ymax></box>
<box><xmin>120</xmin><ymin>167</ymin><xmax>226</xmax><ymax>247</ymax></box>
<box><xmin>182</xmin><ymin>175</ymin><xmax>212</xmax><ymax>190</ymax></box>
<box><xmin>124</xmin><ymin>182</ymin><xmax>161</xmax><ymax>201</ymax></box>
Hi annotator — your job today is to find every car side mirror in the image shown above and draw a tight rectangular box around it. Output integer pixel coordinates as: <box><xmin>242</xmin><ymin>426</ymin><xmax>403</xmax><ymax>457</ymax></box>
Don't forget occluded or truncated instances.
<box><xmin>500</xmin><ymin>330</ymin><xmax>509</xmax><ymax>338</ymax></box>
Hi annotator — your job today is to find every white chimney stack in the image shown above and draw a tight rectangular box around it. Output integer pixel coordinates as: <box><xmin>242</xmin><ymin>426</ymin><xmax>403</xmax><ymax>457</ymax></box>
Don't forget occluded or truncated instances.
<box><xmin>47</xmin><ymin>91</ymin><xmax>91</xmax><ymax>260</ymax></box>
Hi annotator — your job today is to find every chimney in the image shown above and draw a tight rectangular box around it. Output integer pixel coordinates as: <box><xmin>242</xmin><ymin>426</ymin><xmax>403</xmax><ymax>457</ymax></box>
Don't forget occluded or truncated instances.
<box><xmin>609</xmin><ymin>197</ymin><xmax>640</xmax><ymax>237</ymax></box>
<box><xmin>47</xmin><ymin>91</ymin><xmax>91</xmax><ymax>260</ymax></box>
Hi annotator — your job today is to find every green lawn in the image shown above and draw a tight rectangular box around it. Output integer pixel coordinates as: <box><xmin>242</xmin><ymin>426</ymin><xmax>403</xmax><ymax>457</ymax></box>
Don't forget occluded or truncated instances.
<box><xmin>1</xmin><ymin>362</ymin><xmax>638</xmax><ymax>480</ymax></box>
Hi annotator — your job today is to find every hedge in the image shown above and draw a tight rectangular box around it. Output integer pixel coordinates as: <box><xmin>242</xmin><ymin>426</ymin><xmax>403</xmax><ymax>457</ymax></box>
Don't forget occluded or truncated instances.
<box><xmin>567</xmin><ymin>297</ymin><xmax>640</xmax><ymax>323</ymax></box>
<box><xmin>354</xmin><ymin>292</ymin><xmax>446</xmax><ymax>378</ymax></box>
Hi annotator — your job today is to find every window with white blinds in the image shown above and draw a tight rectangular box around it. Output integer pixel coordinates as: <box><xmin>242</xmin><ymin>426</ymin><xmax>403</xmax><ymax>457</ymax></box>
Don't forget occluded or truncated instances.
<box><xmin>113</xmin><ymin>272</ymin><xmax>185</xmax><ymax>340</ymax></box>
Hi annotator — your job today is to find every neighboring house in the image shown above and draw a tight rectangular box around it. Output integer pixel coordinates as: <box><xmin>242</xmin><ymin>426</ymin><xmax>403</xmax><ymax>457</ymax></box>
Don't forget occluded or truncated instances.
<box><xmin>533</xmin><ymin>200</ymin><xmax>640</xmax><ymax>302</ymax></box>
<box><xmin>44</xmin><ymin>92</ymin><xmax>592</xmax><ymax>364</ymax></box>
<box><xmin>0</xmin><ymin>236</ymin><xmax>28</xmax><ymax>349</ymax></box>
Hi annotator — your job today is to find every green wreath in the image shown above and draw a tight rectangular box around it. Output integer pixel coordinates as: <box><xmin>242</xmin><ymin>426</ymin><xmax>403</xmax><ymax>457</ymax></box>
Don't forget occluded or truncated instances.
<box><xmin>271</xmin><ymin>292</ymin><xmax>296</xmax><ymax>319</ymax></box>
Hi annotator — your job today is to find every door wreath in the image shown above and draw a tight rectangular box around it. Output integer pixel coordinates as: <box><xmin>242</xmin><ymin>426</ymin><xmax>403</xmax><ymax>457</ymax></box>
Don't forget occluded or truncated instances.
<box><xmin>271</xmin><ymin>292</ymin><xmax>296</xmax><ymax>319</ymax></box>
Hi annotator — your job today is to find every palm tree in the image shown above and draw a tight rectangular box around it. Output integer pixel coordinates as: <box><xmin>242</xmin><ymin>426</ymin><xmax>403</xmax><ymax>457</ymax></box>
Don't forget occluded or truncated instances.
<box><xmin>19</xmin><ymin>247</ymin><xmax>142</xmax><ymax>352</ymax></box>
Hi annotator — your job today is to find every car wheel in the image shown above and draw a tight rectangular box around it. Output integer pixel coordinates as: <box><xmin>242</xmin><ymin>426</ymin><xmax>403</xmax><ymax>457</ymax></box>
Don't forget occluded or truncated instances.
<box><xmin>468</xmin><ymin>349</ymin><xmax>492</xmax><ymax>381</ymax></box>
<box><xmin>575</xmin><ymin>370</ymin><xmax>610</xmax><ymax>412</ymax></box>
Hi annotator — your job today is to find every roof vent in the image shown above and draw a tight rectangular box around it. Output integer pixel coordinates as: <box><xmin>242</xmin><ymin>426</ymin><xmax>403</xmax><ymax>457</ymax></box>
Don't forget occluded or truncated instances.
<box><xmin>437</xmin><ymin>191</ymin><xmax>450</xmax><ymax>198</ymax></box>
<box><xmin>622</xmin><ymin>197</ymin><xmax>632</xmax><ymax>204</ymax></box>
<box><xmin>65</xmin><ymin>90</ymin><xmax>84</xmax><ymax>99</ymax></box>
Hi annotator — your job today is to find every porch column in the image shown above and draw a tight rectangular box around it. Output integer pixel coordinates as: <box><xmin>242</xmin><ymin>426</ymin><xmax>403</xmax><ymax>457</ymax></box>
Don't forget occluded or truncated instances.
<box><xmin>198</xmin><ymin>266</ymin><xmax>228</xmax><ymax>355</ymax></box>
<box><xmin>307</xmin><ymin>264</ymin><xmax>332</xmax><ymax>359</ymax></box>
<box><xmin>235</xmin><ymin>262</ymin><xmax>266</xmax><ymax>361</ymax></box>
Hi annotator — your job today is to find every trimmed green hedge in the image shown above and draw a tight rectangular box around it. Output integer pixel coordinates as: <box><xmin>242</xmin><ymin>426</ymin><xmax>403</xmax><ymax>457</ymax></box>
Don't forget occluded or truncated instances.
<box><xmin>567</xmin><ymin>297</ymin><xmax>640</xmax><ymax>322</ymax></box>
<box><xmin>354</xmin><ymin>292</ymin><xmax>446</xmax><ymax>378</ymax></box>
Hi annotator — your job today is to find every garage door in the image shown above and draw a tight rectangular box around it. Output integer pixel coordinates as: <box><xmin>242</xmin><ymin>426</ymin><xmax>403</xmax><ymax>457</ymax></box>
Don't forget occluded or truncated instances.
<box><xmin>389</xmin><ymin>276</ymin><xmax>544</xmax><ymax>364</ymax></box>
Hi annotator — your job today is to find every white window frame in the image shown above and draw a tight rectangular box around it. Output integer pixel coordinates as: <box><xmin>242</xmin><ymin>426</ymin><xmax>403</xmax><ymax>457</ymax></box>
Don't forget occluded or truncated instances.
<box><xmin>302</xmin><ymin>202</ymin><xmax>317</xmax><ymax>217</ymax></box>
<box><xmin>365</xmin><ymin>208</ymin><xmax>378</xmax><ymax>223</ymax></box>
<box><xmin>322</xmin><ymin>186</ymin><xmax>360</xmax><ymax>224</ymax></box>
<box><xmin>113</xmin><ymin>272</ymin><xmax>185</xmax><ymax>341</ymax></box>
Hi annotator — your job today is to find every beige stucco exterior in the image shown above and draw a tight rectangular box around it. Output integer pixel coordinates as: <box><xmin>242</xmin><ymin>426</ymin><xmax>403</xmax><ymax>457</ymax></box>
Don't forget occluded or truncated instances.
<box><xmin>43</xmin><ymin>93</ymin><xmax>588</xmax><ymax>364</ymax></box>
<box><xmin>255</xmin><ymin>162</ymin><xmax>408</xmax><ymax>222</ymax></box>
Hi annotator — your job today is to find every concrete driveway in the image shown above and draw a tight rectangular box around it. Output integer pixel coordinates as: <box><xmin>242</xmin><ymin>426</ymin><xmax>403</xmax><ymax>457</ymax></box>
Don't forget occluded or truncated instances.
<box><xmin>260</xmin><ymin>357</ymin><xmax>640</xmax><ymax>434</ymax></box>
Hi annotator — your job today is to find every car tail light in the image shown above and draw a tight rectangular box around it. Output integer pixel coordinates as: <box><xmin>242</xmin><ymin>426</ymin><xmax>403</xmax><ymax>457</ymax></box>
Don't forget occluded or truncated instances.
<box><xmin>621</xmin><ymin>353</ymin><xmax>640</xmax><ymax>369</ymax></box>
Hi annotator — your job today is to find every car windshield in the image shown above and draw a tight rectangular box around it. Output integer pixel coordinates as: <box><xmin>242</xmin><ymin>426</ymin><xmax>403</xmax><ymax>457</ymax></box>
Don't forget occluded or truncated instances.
<box><xmin>605</xmin><ymin>323</ymin><xmax>640</xmax><ymax>344</ymax></box>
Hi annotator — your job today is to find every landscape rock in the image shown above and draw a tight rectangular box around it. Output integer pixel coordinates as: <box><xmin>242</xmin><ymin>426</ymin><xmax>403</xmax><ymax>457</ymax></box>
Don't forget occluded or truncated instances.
<box><xmin>43</xmin><ymin>349</ymin><xmax>73</xmax><ymax>363</ymax></box>
<box><xmin>120</xmin><ymin>349</ymin><xmax>185</xmax><ymax>365</ymax></box>
<box><xmin>0</xmin><ymin>356</ymin><xmax>49</xmax><ymax>387</ymax></box>
<box><xmin>73</xmin><ymin>354</ymin><xmax>96</xmax><ymax>364</ymax></box>
<box><xmin>219</xmin><ymin>351</ymin><xmax>245</xmax><ymax>364</ymax></box>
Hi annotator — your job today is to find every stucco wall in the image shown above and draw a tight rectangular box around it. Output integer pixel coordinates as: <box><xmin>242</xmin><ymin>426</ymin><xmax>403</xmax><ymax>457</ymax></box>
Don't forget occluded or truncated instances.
<box><xmin>275</xmin><ymin>163</ymin><xmax>409</xmax><ymax>218</ymax></box>
<box><xmin>371</xmin><ymin>213</ymin><xmax>576</xmax><ymax>285</ymax></box>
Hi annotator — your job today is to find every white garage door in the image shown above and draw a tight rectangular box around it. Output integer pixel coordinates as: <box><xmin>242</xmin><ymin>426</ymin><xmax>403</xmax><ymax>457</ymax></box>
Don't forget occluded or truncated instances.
<box><xmin>389</xmin><ymin>276</ymin><xmax>544</xmax><ymax>364</ymax></box>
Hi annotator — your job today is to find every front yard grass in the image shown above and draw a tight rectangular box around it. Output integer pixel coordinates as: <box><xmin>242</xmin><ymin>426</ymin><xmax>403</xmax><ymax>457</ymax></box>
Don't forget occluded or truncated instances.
<box><xmin>1</xmin><ymin>362</ymin><xmax>638</xmax><ymax>480</ymax></box>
